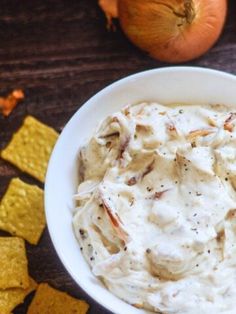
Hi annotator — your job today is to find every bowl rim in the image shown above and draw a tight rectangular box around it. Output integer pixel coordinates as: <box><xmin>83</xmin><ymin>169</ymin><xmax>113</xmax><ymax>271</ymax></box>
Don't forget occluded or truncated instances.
<box><xmin>45</xmin><ymin>66</ymin><xmax>236</xmax><ymax>314</ymax></box>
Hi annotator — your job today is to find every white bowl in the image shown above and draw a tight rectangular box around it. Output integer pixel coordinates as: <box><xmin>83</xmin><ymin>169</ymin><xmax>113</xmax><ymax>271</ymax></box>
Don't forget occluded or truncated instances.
<box><xmin>45</xmin><ymin>67</ymin><xmax>236</xmax><ymax>314</ymax></box>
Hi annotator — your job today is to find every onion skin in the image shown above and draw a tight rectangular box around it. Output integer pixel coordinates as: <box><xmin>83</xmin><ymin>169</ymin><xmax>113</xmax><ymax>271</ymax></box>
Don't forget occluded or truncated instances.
<box><xmin>99</xmin><ymin>0</ymin><xmax>118</xmax><ymax>28</ymax></box>
<box><xmin>118</xmin><ymin>0</ymin><xmax>227</xmax><ymax>63</ymax></box>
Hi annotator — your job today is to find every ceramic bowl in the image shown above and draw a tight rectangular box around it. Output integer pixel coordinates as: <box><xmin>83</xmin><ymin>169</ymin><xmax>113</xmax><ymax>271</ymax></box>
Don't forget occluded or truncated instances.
<box><xmin>45</xmin><ymin>67</ymin><xmax>236</xmax><ymax>314</ymax></box>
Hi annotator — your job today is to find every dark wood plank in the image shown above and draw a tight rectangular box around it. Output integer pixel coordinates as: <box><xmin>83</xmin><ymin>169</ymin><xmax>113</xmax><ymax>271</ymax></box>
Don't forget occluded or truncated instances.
<box><xmin>0</xmin><ymin>0</ymin><xmax>236</xmax><ymax>313</ymax></box>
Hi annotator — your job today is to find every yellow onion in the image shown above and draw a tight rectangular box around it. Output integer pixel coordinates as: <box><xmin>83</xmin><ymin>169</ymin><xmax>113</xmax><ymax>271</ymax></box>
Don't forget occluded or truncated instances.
<box><xmin>118</xmin><ymin>0</ymin><xmax>227</xmax><ymax>63</ymax></box>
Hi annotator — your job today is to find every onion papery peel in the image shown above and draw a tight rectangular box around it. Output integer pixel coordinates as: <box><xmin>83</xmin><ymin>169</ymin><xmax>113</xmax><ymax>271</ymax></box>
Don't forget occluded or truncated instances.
<box><xmin>98</xmin><ymin>0</ymin><xmax>118</xmax><ymax>29</ymax></box>
<box><xmin>0</xmin><ymin>89</ymin><xmax>24</xmax><ymax>117</ymax></box>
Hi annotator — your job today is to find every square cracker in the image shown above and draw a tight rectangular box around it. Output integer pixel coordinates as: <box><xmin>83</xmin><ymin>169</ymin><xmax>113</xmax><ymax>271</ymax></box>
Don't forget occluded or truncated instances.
<box><xmin>27</xmin><ymin>283</ymin><xmax>89</xmax><ymax>314</ymax></box>
<box><xmin>0</xmin><ymin>277</ymin><xmax>37</xmax><ymax>314</ymax></box>
<box><xmin>1</xmin><ymin>116</ymin><xmax>59</xmax><ymax>183</ymax></box>
<box><xmin>0</xmin><ymin>237</ymin><xmax>29</xmax><ymax>290</ymax></box>
<box><xmin>0</xmin><ymin>178</ymin><xmax>45</xmax><ymax>245</ymax></box>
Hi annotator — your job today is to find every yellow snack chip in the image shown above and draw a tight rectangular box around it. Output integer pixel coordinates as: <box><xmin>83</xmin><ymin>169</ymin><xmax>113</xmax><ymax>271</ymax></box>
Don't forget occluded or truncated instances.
<box><xmin>0</xmin><ymin>277</ymin><xmax>37</xmax><ymax>314</ymax></box>
<box><xmin>27</xmin><ymin>283</ymin><xmax>89</xmax><ymax>314</ymax></box>
<box><xmin>0</xmin><ymin>178</ymin><xmax>46</xmax><ymax>245</ymax></box>
<box><xmin>0</xmin><ymin>237</ymin><xmax>29</xmax><ymax>289</ymax></box>
<box><xmin>1</xmin><ymin>116</ymin><xmax>59</xmax><ymax>183</ymax></box>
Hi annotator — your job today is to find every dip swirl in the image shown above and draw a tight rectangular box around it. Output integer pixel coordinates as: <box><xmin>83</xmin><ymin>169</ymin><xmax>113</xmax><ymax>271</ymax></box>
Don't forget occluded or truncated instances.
<box><xmin>73</xmin><ymin>103</ymin><xmax>236</xmax><ymax>314</ymax></box>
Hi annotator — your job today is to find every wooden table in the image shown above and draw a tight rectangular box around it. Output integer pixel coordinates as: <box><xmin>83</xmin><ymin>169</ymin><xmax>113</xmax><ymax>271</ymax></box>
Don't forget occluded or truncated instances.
<box><xmin>0</xmin><ymin>1</ymin><xmax>236</xmax><ymax>313</ymax></box>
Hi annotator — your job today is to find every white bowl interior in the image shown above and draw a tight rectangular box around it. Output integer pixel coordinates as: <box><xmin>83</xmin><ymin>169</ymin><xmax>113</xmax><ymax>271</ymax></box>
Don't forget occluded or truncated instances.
<box><xmin>45</xmin><ymin>67</ymin><xmax>236</xmax><ymax>314</ymax></box>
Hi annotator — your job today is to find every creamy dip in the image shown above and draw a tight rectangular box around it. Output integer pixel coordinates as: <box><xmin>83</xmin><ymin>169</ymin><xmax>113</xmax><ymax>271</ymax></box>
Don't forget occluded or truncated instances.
<box><xmin>73</xmin><ymin>102</ymin><xmax>236</xmax><ymax>314</ymax></box>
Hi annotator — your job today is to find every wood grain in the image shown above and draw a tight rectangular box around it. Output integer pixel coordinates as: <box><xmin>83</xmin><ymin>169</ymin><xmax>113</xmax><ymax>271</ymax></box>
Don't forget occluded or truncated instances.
<box><xmin>0</xmin><ymin>0</ymin><xmax>236</xmax><ymax>313</ymax></box>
